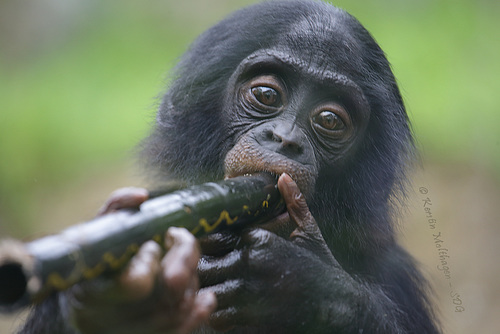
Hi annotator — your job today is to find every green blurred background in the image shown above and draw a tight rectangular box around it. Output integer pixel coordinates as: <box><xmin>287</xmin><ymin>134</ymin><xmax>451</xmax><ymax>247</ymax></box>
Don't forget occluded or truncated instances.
<box><xmin>1</xmin><ymin>0</ymin><xmax>499</xmax><ymax>333</ymax></box>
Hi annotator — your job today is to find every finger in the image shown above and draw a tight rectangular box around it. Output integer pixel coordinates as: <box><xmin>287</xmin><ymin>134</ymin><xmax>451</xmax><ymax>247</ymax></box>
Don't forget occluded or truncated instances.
<box><xmin>116</xmin><ymin>240</ymin><xmax>162</xmax><ymax>302</ymax></box>
<box><xmin>198</xmin><ymin>250</ymin><xmax>242</xmax><ymax>287</ymax></box>
<box><xmin>277</xmin><ymin>173</ymin><xmax>321</xmax><ymax>238</ymax></box>
<box><xmin>278</xmin><ymin>174</ymin><xmax>336</xmax><ymax>263</ymax></box>
<box><xmin>177</xmin><ymin>291</ymin><xmax>217</xmax><ymax>334</ymax></box>
<box><xmin>199</xmin><ymin>279</ymin><xmax>243</xmax><ymax>310</ymax></box>
<box><xmin>240</xmin><ymin>227</ymin><xmax>276</xmax><ymax>248</ymax></box>
<box><xmin>161</xmin><ymin>227</ymin><xmax>200</xmax><ymax>302</ymax></box>
<box><xmin>97</xmin><ymin>187</ymin><xmax>149</xmax><ymax>216</ymax></box>
<box><xmin>209</xmin><ymin>306</ymin><xmax>238</xmax><ymax>332</ymax></box>
<box><xmin>198</xmin><ymin>231</ymin><xmax>240</xmax><ymax>256</ymax></box>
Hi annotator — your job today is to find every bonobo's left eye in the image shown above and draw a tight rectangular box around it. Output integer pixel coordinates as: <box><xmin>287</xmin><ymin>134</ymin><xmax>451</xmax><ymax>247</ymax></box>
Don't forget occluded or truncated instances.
<box><xmin>311</xmin><ymin>103</ymin><xmax>351</xmax><ymax>136</ymax></box>
<box><xmin>312</xmin><ymin>111</ymin><xmax>345</xmax><ymax>131</ymax></box>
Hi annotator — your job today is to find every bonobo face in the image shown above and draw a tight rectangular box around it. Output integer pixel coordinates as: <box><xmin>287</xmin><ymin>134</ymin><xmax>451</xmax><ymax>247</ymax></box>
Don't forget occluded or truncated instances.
<box><xmin>223</xmin><ymin>50</ymin><xmax>370</xmax><ymax>197</ymax></box>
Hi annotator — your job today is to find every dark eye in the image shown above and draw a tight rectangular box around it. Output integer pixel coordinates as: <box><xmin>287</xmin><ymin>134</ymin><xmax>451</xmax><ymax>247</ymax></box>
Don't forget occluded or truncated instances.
<box><xmin>312</xmin><ymin>111</ymin><xmax>345</xmax><ymax>131</ymax></box>
<box><xmin>251</xmin><ymin>86</ymin><xmax>282</xmax><ymax>107</ymax></box>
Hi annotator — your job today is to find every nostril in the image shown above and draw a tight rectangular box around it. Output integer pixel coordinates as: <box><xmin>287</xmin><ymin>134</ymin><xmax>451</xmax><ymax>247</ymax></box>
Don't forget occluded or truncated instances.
<box><xmin>271</xmin><ymin>132</ymin><xmax>282</xmax><ymax>143</ymax></box>
<box><xmin>262</xmin><ymin>128</ymin><xmax>279</xmax><ymax>143</ymax></box>
<box><xmin>285</xmin><ymin>141</ymin><xmax>303</xmax><ymax>154</ymax></box>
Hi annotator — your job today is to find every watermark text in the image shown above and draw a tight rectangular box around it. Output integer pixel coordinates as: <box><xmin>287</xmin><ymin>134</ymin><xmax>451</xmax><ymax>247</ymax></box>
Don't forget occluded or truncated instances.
<box><xmin>419</xmin><ymin>187</ymin><xmax>465</xmax><ymax>313</ymax></box>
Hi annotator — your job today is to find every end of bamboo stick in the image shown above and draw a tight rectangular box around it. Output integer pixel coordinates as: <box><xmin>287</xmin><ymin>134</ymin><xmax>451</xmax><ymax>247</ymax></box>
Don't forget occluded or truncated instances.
<box><xmin>0</xmin><ymin>239</ymin><xmax>39</xmax><ymax>312</ymax></box>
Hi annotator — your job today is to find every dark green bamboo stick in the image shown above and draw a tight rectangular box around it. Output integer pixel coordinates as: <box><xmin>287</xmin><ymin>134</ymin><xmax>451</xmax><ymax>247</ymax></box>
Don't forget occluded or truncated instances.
<box><xmin>0</xmin><ymin>173</ymin><xmax>284</xmax><ymax>312</ymax></box>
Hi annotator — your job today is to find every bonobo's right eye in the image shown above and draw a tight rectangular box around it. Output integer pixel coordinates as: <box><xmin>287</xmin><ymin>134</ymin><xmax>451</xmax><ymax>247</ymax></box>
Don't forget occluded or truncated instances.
<box><xmin>251</xmin><ymin>86</ymin><xmax>281</xmax><ymax>107</ymax></box>
<box><xmin>243</xmin><ymin>75</ymin><xmax>285</xmax><ymax>115</ymax></box>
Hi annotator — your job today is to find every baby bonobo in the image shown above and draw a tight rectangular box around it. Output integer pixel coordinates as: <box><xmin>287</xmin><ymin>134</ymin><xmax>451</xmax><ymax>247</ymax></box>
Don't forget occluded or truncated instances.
<box><xmin>19</xmin><ymin>1</ymin><xmax>440</xmax><ymax>333</ymax></box>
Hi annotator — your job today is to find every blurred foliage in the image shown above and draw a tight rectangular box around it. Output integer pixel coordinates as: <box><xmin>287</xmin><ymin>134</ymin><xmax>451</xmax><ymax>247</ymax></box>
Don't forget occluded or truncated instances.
<box><xmin>0</xmin><ymin>0</ymin><xmax>499</xmax><ymax>235</ymax></box>
<box><xmin>344</xmin><ymin>0</ymin><xmax>500</xmax><ymax>172</ymax></box>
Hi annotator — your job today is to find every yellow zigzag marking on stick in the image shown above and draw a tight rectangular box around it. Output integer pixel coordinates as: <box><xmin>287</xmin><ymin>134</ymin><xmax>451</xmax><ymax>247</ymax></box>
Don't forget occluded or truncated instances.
<box><xmin>198</xmin><ymin>210</ymin><xmax>239</xmax><ymax>234</ymax></box>
<box><xmin>191</xmin><ymin>210</ymin><xmax>240</xmax><ymax>235</ymax></box>
<box><xmin>45</xmin><ymin>244</ymin><xmax>140</xmax><ymax>291</ymax></box>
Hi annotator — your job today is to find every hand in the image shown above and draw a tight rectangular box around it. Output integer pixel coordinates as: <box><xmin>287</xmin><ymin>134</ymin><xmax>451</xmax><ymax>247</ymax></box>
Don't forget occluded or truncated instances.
<box><xmin>96</xmin><ymin>187</ymin><xmax>149</xmax><ymax>216</ymax></box>
<box><xmin>63</xmin><ymin>227</ymin><xmax>216</xmax><ymax>334</ymax></box>
<box><xmin>198</xmin><ymin>174</ymin><xmax>353</xmax><ymax>332</ymax></box>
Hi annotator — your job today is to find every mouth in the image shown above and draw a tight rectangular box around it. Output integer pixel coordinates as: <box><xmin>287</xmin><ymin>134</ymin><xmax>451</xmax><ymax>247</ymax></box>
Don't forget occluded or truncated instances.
<box><xmin>224</xmin><ymin>165</ymin><xmax>315</xmax><ymax>199</ymax></box>
<box><xmin>223</xmin><ymin>136</ymin><xmax>318</xmax><ymax>198</ymax></box>
<box><xmin>224</xmin><ymin>169</ymin><xmax>280</xmax><ymax>182</ymax></box>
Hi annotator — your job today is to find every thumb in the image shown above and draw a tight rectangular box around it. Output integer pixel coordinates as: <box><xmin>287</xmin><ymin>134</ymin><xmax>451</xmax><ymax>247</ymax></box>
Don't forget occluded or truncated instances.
<box><xmin>278</xmin><ymin>173</ymin><xmax>336</xmax><ymax>265</ymax></box>
<box><xmin>277</xmin><ymin>173</ymin><xmax>322</xmax><ymax>240</ymax></box>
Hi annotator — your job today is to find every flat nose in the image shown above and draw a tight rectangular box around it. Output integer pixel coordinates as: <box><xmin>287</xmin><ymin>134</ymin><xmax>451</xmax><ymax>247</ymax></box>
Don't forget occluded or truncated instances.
<box><xmin>257</xmin><ymin>122</ymin><xmax>313</xmax><ymax>165</ymax></box>
<box><xmin>271</xmin><ymin>123</ymin><xmax>303</xmax><ymax>154</ymax></box>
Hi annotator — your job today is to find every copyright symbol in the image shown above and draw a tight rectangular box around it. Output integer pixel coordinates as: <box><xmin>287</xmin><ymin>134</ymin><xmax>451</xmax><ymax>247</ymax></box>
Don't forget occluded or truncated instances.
<box><xmin>419</xmin><ymin>187</ymin><xmax>428</xmax><ymax>195</ymax></box>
